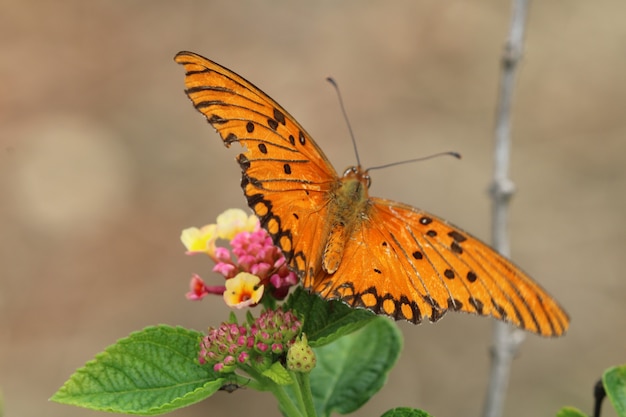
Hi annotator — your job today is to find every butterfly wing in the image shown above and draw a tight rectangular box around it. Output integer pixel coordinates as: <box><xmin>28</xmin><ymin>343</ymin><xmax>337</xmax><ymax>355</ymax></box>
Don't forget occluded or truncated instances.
<box><xmin>175</xmin><ymin>51</ymin><xmax>338</xmax><ymax>279</ymax></box>
<box><xmin>310</xmin><ymin>197</ymin><xmax>569</xmax><ymax>337</ymax></box>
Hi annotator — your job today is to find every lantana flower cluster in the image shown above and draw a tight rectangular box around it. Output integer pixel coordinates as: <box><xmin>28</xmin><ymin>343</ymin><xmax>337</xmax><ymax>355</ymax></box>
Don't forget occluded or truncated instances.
<box><xmin>181</xmin><ymin>209</ymin><xmax>298</xmax><ymax>308</ymax></box>
<box><xmin>199</xmin><ymin>308</ymin><xmax>302</xmax><ymax>372</ymax></box>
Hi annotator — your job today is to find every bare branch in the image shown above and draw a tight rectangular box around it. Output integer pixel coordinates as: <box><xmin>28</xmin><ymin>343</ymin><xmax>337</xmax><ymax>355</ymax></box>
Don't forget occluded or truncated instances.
<box><xmin>482</xmin><ymin>2</ymin><xmax>531</xmax><ymax>417</ymax></box>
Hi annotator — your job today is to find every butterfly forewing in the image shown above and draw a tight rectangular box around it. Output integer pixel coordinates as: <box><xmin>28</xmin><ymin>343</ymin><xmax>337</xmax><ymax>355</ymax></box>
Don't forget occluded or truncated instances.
<box><xmin>175</xmin><ymin>51</ymin><xmax>337</xmax><ymax>185</ymax></box>
<box><xmin>175</xmin><ymin>51</ymin><xmax>570</xmax><ymax>337</ymax></box>
<box><xmin>175</xmin><ymin>51</ymin><xmax>337</xmax><ymax>278</ymax></box>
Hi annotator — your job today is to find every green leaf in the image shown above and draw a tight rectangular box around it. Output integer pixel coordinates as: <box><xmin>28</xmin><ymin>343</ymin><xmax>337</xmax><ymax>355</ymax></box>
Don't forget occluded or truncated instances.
<box><xmin>381</xmin><ymin>407</ymin><xmax>434</xmax><ymax>417</ymax></box>
<box><xmin>262</xmin><ymin>362</ymin><xmax>294</xmax><ymax>386</ymax></box>
<box><xmin>285</xmin><ymin>286</ymin><xmax>376</xmax><ymax>347</ymax></box>
<box><xmin>310</xmin><ymin>317</ymin><xmax>403</xmax><ymax>417</ymax></box>
<box><xmin>604</xmin><ymin>364</ymin><xmax>626</xmax><ymax>417</ymax></box>
<box><xmin>556</xmin><ymin>406</ymin><xmax>589</xmax><ymax>417</ymax></box>
<box><xmin>51</xmin><ymin>325</ymin><xmax>222</xmax><ymax>415</ymax></box>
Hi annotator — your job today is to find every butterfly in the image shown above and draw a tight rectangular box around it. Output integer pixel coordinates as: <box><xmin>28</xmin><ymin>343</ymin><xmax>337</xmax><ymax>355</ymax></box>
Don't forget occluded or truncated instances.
<box><xmin>174</xmin><ymin>51</ymin><xmax>569</xmax><ymax>337</ymax></box>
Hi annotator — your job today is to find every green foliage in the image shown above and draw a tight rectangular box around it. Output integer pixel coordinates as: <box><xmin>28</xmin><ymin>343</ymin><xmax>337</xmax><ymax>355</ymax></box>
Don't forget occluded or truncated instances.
<box><xmin>556</xmin><ymin>407</ymin><xmax>588</xmax><ymax>417</ymax></box>
<box><xmin>51</xmin><ymin>326</ymin><xmax>223</xmax><ymax>415</ymax></box>
<box><xmin>285</xmin><ymin>286</ymin><xmax>376</xmax><ymax>347</ymax></box>
<box><xmin>262</xmin><ymin>362</ymin><xmax>294</xmax><ymax>386</ymax></box>
<box><xmin>604</xmin><ymin>364</ymin><xmax>626</xmax><ymax>417</ymax></box>
<box><xmin>307</xmin><ymin>317</ymin><xmax>402</xmax><ymax>417</ymax></box>
<box><xmin>556</xmin><ymin>364</ymin><xmax>626</xmax><ymax>417</ymax></box>
<box><xmin>381</xmin><ymin>408</ymin><xmax>434</xmax><ymax>417</ymax></box>
<box><xmin>52</xmin><ymin>308</ymin><xmax>403</xmax><ymax>417</ymax></box>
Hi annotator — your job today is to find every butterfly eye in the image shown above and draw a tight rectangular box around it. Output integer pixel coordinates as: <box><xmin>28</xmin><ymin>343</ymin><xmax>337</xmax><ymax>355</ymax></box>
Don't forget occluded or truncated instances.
<box><xmin>363</xmin><ymin>173</ymin><xmax>371</xmax><ymax>188</ymax></box>
<box><xmin>343</xmin><ymin>167</ymin><xmax>358</xmax><ymax>176</ymax></box>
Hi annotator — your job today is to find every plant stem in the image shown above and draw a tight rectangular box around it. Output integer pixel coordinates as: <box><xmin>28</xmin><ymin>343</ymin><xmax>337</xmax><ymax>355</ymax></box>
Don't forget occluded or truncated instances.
<box><xmin>272</xmin><ymin>384</ymin><xmax>305</xmax><ymax>417</ymax></box>
<box><xmin>295</xmin><ymin>372</ymin><xmax>317</xmax><ymax>417</ymax></box>
<box><xmin>242</xmin><ymin>365</ymin><xmax>304</xmax><ymax>417</ymax></box>
<box><xmin>288</xmin><ymin>371</ymin><xmax>308</xmax><ymax>415</ymax></box>
<box><xmin>482</xmin><ymin>1</ymin><xmax>530</xmax><ymax>417</ymax></box>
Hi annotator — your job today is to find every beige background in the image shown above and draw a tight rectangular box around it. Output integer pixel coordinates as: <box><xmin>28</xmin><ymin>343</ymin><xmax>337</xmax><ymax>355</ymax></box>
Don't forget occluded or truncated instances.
<box><xmin>1</xmin><ymin>1</ymin><xmax>624</xmax><ymax>417</ymax></box>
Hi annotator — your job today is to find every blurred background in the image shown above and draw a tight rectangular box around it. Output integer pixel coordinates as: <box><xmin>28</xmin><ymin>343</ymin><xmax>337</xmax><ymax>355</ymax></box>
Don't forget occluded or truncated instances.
<box><xmin>1</xmin><ymin>1</ymin><xmax>625</xmax><ymax>416</ymax></box>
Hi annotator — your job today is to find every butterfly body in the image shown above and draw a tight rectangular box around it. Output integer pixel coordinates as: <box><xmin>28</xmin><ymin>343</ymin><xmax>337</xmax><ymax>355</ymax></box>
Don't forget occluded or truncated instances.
<box><xmin>175</xmin><ymin>51</ymin><xmax>569</xmax><ymax>337</ymax></box>
<box><xmin>322</xmin><ymin>166</ymin><xmax>371</xmax><ymax>274</ymax></box>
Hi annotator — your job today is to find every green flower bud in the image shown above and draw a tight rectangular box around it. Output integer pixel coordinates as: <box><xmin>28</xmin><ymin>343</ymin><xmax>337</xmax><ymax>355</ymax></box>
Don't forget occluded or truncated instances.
<box><xmin>286</xmin><ymin>334</ymin><xmax>316</xmax><ymax>373</ymax></box>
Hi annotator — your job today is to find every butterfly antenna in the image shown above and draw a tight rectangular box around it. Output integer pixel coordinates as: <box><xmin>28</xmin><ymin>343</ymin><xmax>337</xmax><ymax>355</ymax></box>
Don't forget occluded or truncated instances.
<box><xmin>367</xmin><ymin>151</ymin><xmax>461</xmax><ymax>172</ymax></box>
<box><xmin>326</xmin><ymin>77</ymin><xmax>361</xmax><ymax>167</ymax></box>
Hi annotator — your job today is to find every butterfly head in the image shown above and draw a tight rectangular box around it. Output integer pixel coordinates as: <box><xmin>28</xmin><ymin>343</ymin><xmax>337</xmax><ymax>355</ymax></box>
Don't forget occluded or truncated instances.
<box><xmin>343</xmin><ymin>166</ymin><xmax>371</xmax><ymax>189</ymax></box>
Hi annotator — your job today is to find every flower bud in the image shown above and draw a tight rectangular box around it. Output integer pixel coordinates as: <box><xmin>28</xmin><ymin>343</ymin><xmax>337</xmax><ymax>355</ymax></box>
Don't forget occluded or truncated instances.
<box><xmin>286</xmin><ymin>334</ymin><xmax>316</xmax><ymax>373</ymax></box>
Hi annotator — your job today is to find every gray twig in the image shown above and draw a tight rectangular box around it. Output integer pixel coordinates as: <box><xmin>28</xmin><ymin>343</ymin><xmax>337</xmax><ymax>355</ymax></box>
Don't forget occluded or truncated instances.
<box><xmin>482</xmin><ymin>1</ymin><xmax>530</xmax><ymax>417</ymax></box>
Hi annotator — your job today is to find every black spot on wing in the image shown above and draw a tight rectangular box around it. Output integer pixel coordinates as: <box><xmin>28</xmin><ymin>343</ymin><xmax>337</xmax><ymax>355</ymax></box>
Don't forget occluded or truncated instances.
<box><xmin>422</xmin><ymin>295</ymin><xmax>444</xmax><ymax>322</ymax></box>
<box><xmin>491</xmin><ymin>298</ymin><xmax>507</xmax><ymax>319</ymax></box>
<box><xmin>448</xmin><ymin>230</ymin><xmax>467</xmax><ymax>242</ymax></box>
<box><xmin>244</xmin><ymin>192</ymin><xmax>267</xmax><ymax>210</ymax></box>
<box><xmin>225</xmin><ymin>132</ymin><xmax>238</xmax><ymax>145</ymax></box>
<box><xmin>469</xmin><ymin>297</ymin><xmax>484</xmax><ymax>314</ymax></box>
<box><xmin>267</xmin><ymin>118</ymin><xmax>278</xmax><ymax>130</ymax></box>
<box><xmin>451</xmin><ymin>241</ymin><xmax>463</xmax><ymax>254</ymax></box>
<box><xmin>273</xmin><ymin>108</ymin><xmax>286</xmax><ymax>125</ymax></box>
<box><xmin>238</xmin><ymin>154</ymin><xmax>251</xmax><ymax>170</ymax></box>
<box><xmin>208</xmin><ymin>114</ymin><xmax>229</xmax><ymax>125</ymax></box>
<box><xmin>447</xmin><ymin>297</ymin><xmax>463</xmax><ymax>311</ymax></box>
<box><xmin>241</xmin><ymin>175</ymin><xmax>263</xmax><ymax>189</ymax></box>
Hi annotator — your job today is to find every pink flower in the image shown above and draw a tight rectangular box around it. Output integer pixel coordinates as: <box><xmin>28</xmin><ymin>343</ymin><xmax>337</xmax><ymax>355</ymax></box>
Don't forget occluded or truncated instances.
<box><xmin>182</xmin><ymin>208</ymin><xmax>299</xmax><ymax>308</ymax></box>
<box><xmin>269</xmin><ymin>257</ymin><xmax>298</xmax><ymax>300</ymax></box>
<box><xmin>213</xmin><ymin>262</ymin><xmax>237</xmax><ymax>279</ymax></box>
<box><xmin>186</xmin><ymin>274</ymin><xmax>226</xmax><ymax>301</ymax></box>
<box><xmin>229</xmin><ymin>228</ymin><xmax>297</xmax><ymax>300</ymax></box>
<box><xmin>198</xmin><ymin>308</ymin><xmax>302</xmax><ymax>372</ymax></box>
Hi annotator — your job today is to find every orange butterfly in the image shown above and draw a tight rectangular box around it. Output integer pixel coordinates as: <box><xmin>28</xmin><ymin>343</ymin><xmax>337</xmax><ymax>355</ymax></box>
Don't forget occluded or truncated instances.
<box><xmin>175</xmin><ymin>51</ymin><xmax>569</xmax><ymax>337</ymax></box>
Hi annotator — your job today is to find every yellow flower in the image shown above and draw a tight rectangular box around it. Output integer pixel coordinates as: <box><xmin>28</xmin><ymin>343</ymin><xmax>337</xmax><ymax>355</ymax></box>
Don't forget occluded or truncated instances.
<box><xmin>216</xmin><ymin>209</ymin><xmax>259</xmax><ymax>240</ymax></box>
<box><xmin>223</xmin><ymin>272</ymin><xmax>264</xmax><ymax>309</ymax></box>
<box><xmin>180</xmin><ymin>224</ymin><xmax>217</xmax><ymax>256</ymax></box>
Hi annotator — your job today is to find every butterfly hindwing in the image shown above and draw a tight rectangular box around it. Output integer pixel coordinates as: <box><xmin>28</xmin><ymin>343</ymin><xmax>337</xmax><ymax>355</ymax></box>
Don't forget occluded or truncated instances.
<box><xmin>310</xmin><ymin>198</ymin><xmax>568</xmax><ymax>336</ymax></box>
